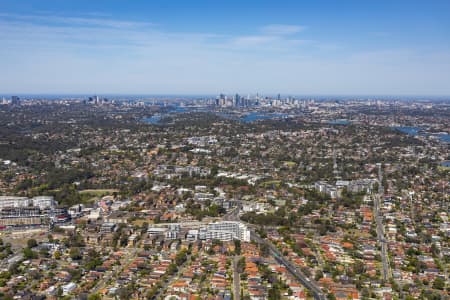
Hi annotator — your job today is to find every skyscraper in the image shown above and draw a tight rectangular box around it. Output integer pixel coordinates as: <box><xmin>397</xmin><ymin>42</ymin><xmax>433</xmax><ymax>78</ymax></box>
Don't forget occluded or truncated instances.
<box><xmin>11</xmin><ymin>96</ymin><xmax>20</xmax><ymax>106</ymax></box>
<box><xmin>234</xmin><ymin>93</ymin><xmax>240</xmax><ymax>107</ymax></box>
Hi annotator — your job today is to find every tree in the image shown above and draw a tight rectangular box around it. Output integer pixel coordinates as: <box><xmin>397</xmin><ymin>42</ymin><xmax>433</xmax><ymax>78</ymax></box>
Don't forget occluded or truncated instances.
<box><xmin>23</xmin><ymin>247</ymin><xmax>38</xmax><ymax>259</ymax></box>
<box><xmin>353</xmin><ymin>261</ymin><xmax>365</xmax><ymax>274</ymax></box>
<box><xmin>146</xmin><ymin>286</ymin><xmax>158</xmax><ymax>299</ymax></box>
<box><xmin>234</xmin><ymin>240</ymin><xmax>241</xmax><ymax>255</ymax></box>
<box><xmin>237</xmin><ymin>257</ymin><xmax>246</xmax><ymax>273</ymax></box>
<box><xmin>8</xmin><ymin>262</ymin><xmax>20</xmax><ymax>275</ymax></box>
<box><xmin>167</xmin><ymin>263</ymin><xmax>178</xmax><ymax>275</ymax></box>
<box><xmin>56</xmin><ymin>287</ymin><xmax>63</xmax><ymax>297</ymax></box>
<box><xmin>69</xmin><ymin>247</ymin><xmax>82</xmax><ymax>260</ymax></box>
<box><xmin>268</xmin><ymin>286</ymin><xmax>281</xmax><ymax>300</ymax></box>
<box><xmin>175</xmin><ymin>250</ymin><xmax>187</xmax><ymax>265</ymax></box>
<box><xmin>116</xmin><ymin>286</ymin><xmax>132</xmax><ymax>299</ymax></box>
<box><xmin>88</xmin><ymin>293</ymin><xmax>102</xmax><ymax>300</ymax></box>
<box><xmin>327</xmin><ymin>293</ymin><xmax>336</xmax><ymax>300</ymax></box>
<box><xmin>315</xmin><ymin>270</ymin><xmax>324</xmax><ymax>281</ymax></box>
<box><xmin>39</xmin><ymin>248</ymin><xmax>50</xmax><ymax>258</ymax></box>
<box><xmin>27</xmin><ymin>239</ymin><xmax>37</xmax><ymax>248</ymax></box>
<box><xmin>432</xmin><ymin>277</ymin><xmax>445</xmax><ymax>290</ymax></box>
<box><xmin>430</xmin><ymin>243</ymin><xmax>440</xmax><ymax>257</ymax></box>
<box><xmin>260</xmin><ymin>244</ymin><xmax>270</xmax><ymax>257</ymax></box>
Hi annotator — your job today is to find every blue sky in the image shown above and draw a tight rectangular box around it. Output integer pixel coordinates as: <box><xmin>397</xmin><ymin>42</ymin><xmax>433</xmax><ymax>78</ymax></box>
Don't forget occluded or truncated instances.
<box><xmin>1</xmin><ymin>0</ymin><xmax>449</xmax><ymax>95</ymax></box>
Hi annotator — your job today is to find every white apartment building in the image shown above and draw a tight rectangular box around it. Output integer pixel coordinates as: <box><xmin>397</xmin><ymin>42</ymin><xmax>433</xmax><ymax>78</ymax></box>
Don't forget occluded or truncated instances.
<box><xmin>0</xmin><ymin>196</ymin><xmax>56</xmax><ymax>210</ymax></box>
<box><xmin>199</xmin><ymin>221</ymin><xmax>250</xmax><ymax>242</ymax></box>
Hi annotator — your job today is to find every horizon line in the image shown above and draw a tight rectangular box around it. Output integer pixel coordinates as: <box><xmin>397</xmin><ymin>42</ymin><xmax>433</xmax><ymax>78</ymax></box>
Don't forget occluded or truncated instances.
<box><xmin>1</xmin><ymin>93</ymin><xmax>450</xmax><ymax>99</ymax></box>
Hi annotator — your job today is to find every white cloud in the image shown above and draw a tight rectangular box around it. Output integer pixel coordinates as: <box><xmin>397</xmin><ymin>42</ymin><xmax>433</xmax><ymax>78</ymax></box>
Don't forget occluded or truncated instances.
<box><xmin>0</xmin><ymin>13</ymin><xmax>449</xmax><ymax>95</ymax></box>
<box><xmin>230</xmin><ymin>35</ymin><xmax>278</xmax><ymax>47</ymax></box>
<box><xmin>261</xmin><ymin>24</ymin><xmax>306</xmax><ymax>35</ymax></box>
<box><xmin>0</xmin><ymin>13</ymin><xmax>154</xmax><ymax>29</ymax></box>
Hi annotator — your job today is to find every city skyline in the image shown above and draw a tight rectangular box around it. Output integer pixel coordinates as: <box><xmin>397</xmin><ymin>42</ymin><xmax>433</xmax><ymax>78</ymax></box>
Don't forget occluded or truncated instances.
<box><xmin>1</xmin><ymin>0</ymin><xmax>450</xmax><ymax>95</ymax></box>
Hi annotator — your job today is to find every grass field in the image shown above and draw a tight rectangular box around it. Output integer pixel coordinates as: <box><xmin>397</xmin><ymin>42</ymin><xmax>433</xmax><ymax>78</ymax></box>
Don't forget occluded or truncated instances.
<box><xmin>79</xmin><ymin>189</ymin><xmax>119</xmax><ymax>196</ymax></box>
<box><xmin>260</xmin><ymin>180</ymin><xmax>282</xmax><ymax>188</ymax></box>
<box><xmin>283</xmin><ymin>161</ymin><xmax>297</xmax><ymax>167</ymax></box>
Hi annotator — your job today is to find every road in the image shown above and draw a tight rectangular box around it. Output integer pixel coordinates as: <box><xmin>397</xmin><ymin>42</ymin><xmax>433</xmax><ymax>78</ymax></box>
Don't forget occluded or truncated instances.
<box><xmin>313</xmin><ymin>234</ymin><xmax>325</xmax><ymax>267</ymax></box>
<box><xmin>251</xmin><ymin>231</ymin><xmax>326</xmax><ymax>300</ymax></box>
<box><xmin>224</xmin><ymin>202</ymin><xmax>325</xmax><ymax>300</ymax></box>
<box><xmin>224</xmin><ymin>205</ymin><xmax>241</xmax><ymax>299</ymax></box>
<box><xmin>152</xmin><ymin>254</ymin><xmax>192</xmax><ymax>300</ymax></box>
<box><xmin>375</xmin><ymin>163</ymin><xmax>391</xmax><ymax>282</ymax></box>
<box><xmin>91</xmin><ymin>246</ymin><xmax>139</xmax><ymax>294</ymax></box>
<box><xmin>233</xmin><ymin>256</ymin><xmax>241</xmax><ymax>300</ymax></box>
<box><xmin>222</xmin><ymin>205</ymin><xmax>240</xmax><ymax>221</ymax></box>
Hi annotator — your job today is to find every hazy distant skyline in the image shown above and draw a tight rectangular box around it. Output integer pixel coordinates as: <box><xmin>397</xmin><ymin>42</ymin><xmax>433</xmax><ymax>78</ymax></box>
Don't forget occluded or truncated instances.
<box><xmin>1</xmin><ymin>0</ymin><xmax>450</xmax><ymax>96</ymax></box>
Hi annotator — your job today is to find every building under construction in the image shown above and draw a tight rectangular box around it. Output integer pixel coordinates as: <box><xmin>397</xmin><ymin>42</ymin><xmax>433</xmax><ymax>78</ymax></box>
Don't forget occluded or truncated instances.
<box><xmin>0</xmin><ymin>196</ymin><xmax>68</xmax><ymax>227</ymax></box>
<box><xmin>0</xmin><ymin>207</ymin><xmax>42</xmax><ymax>226</ymax></box>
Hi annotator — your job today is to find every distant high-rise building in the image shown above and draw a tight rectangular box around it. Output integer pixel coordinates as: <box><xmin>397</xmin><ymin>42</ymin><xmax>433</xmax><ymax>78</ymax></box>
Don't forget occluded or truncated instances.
<box><xmin>11</xmin><ymin>96</ymin><xmax>20</xmax><ymax>105</ymax></box>
<box><xmin>234</xmin><ymin>93</ymin><xmax>240</xmax><ymax>107</ymax></box>
<box><xmin>88</xmin><ymin>95</ymin><xmax>101</xmax><ymax>105</ymax></box>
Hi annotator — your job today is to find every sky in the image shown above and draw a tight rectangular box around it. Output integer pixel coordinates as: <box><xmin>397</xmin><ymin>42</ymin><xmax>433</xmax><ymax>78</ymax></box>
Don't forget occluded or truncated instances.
<box><xmin>0</xmin><ymin>0</ymin><xmax>450</xmax><ymax>96</ymax></box>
